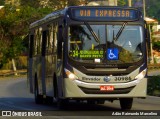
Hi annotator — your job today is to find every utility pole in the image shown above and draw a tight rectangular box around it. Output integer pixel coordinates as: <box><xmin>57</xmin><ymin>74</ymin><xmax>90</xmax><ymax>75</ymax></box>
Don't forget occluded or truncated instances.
<box><xmin>128</xmin><ymin>0</ymin><xmax>132</xmax><ymax>7</ymax></box>
<box><xmin>143</xmin><ymin>0</ymin><xmax>146</xmax><ymax>17</ymax></box>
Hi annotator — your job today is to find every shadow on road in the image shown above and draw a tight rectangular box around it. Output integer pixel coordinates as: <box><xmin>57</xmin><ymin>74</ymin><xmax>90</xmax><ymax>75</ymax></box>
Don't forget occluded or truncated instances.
<box><xmin>0</xmin><ymin>97</ymin><xmax>121</xmax><ymax>111</ymax></box>
<box><xmin>54</xmin><ymin>101</ymin><xmax>120</xmax><ymax>111</ymax></box>
<box><xmin>0</xmin><ymin>77</ymin><xmax>121</xmax><ymax>111</ymax></box>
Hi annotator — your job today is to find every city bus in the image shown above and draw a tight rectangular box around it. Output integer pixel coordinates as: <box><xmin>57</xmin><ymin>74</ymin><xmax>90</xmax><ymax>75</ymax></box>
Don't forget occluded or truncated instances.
<box><xmin>28</xmin><ymin>5</ymin><xmax>149</xmax><ymax>110</ymax></box>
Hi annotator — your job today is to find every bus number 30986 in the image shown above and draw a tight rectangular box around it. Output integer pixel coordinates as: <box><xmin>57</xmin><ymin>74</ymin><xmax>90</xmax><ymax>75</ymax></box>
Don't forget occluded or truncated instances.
<box><xmin>115</xmin><ymin>77</ymin><xmax>132</xmax><ymax>81</ymax></box>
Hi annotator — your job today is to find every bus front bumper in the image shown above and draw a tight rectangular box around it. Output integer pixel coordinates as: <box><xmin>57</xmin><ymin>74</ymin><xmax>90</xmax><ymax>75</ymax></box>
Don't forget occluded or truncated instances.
<box><xmin>63</xmin><ymin>77</ymin><xmax>147</xmax><ymax>99</ymax></box>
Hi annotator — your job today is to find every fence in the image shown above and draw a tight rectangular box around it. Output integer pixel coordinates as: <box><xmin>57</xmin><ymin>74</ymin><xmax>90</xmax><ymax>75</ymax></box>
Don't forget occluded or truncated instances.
<box><xmin>148</xmin><ymin>64</ymin><xmax>160</xmax><ymax>70</ymax></box>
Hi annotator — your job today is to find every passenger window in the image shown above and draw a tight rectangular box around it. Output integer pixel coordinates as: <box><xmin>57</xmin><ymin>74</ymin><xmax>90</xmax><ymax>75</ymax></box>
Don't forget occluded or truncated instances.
<box><xmin>29</xmin><ymin>35</ymin><xmax>34</xmax><ymax>58</ymax></box>
<box><xmin>34</xmin><ymin>27</ymin><xmax>42</xmax><ymax>55</ymax></box>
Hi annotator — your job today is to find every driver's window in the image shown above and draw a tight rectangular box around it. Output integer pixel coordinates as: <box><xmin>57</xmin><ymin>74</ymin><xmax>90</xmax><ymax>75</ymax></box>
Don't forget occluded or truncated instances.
<box><xmin>69</xmin><ymin>26</ymin><xmax>82</xmax><ymax>50</ymax></box>
<box><xmin>107</xmin><ymin>25</ymin><xmax>143</xmax><ymax>53</ymax></box>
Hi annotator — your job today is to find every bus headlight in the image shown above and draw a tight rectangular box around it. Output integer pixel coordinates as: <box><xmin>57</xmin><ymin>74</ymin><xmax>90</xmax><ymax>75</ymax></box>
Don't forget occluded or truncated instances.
<box><xmin>135</xmin><ymin>69</ymin><xmax>147</xmax><ymax>80</ymax></box>
<box><xmin>64</xmin><ymin>68</ymin><xmax>78</xmax><ymax>80</ymax></box>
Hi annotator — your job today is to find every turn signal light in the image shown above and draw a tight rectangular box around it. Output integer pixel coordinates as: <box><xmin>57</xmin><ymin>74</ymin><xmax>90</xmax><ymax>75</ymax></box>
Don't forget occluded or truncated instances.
<box><xmin>64</xmin><ymin>68</ymin><xmax>78</xmax><ymax>80</ymax></box>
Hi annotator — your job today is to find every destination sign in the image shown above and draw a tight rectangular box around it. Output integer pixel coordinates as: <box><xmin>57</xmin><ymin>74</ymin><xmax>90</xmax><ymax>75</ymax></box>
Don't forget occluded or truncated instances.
<box><xmin>70</xmin><ymin>50</ymin><xmax>104</xmax><ymax>59</ymax></box>
<box><xmin>69</xmin><ymin>7</ymin><xmax>140</xmax><ymax>21</ymax></box>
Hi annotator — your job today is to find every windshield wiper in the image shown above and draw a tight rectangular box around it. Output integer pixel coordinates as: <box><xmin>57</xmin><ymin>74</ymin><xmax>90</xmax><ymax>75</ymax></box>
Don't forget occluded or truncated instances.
<box><xmin>84</xmin><ymin>22</ymin><xmax>100</xmax><ymax>43</ymax></box>
<box><xmin>114</xmin><ymin>22</ymin><xmax>127</xmax><ymax>42</ymax></box>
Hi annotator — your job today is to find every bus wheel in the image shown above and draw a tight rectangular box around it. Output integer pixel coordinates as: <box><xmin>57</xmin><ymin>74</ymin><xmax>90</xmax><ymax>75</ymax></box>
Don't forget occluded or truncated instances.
<box><xmin>55</xmin><ymin>90</ymin><xmax>68</xmax><ymax>109</ymax></box>
<box><xmin>57</xmin><ymin>99</ymin><xmax>68</xmax><ymax>110</ymax></box>
<box><xmin>34</xmin><ymin>73</ymin><xmax>43</xmax><ymax>104</ymax></box>
<box><xmin>120</xmin><ymin>98</ymin><xmax>133</xmax><ymax>110</ymax></box>
<box><xmin>54</xmin><ymin>77</ymin><xmax>68</xmax><ymax>109</ymax></box>
<box><xmin>97</xmin><ymin>100</ymin><xmax>105</xmax><ymax>104</ymax></box>
<box><xmin>87</xmin><ymin>100</ymin><xmax>96</xmax><ymax>105</ymax></box>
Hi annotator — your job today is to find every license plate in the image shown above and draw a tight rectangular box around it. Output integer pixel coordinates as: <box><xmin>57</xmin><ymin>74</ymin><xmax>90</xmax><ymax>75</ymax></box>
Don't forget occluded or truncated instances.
<box><xmin>100</xmin><ymin>86</ymin><xmax>114</xmax><ymax>91</ymax></box>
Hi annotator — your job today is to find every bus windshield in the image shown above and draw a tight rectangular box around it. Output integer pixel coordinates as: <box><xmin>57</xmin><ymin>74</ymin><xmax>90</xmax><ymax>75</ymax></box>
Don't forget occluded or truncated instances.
<box><xmin>68</xmin><ymin>24</ymin><xmax>143</xmax><ymax>64</ymax></box>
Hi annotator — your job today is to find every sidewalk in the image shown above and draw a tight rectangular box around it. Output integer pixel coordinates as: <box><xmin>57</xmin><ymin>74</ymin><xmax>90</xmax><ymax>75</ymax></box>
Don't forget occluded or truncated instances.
<box><xmin>0</xmin><ymin>70</ymin><xmax>27</xmax><ymax>77</ymax></box>
<box><xmin>148</xmin><ymin>69</ymin><xmax>160</xmax><ymax>76</ymax></box>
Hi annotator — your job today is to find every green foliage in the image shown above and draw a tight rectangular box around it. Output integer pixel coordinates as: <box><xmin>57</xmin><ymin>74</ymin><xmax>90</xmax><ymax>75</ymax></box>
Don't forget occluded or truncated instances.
<box><xmin>147</xmin><ymin>76</ymin><xmax>160</xmax><ymax>96</ymax></box>
<box><xmin>21</xmin><ymin>0</ymin><xmax>40</xmax><ymax>8</ymax></box>
<box><xmin>1</xmin><ymin>56</ymin><xmax>27</xmax><ymax>70</ymax></box>
<box><xmin>153</xmin><ymin>41</ymin><xmax>160</xmax><ymax>50</ymax></box>
<box><xmin>37</xmin><ymin>7</ymin><xmax>53</xmax><ymax>16</ymax></box>
<box><xmin>118</xmin><ymin>0</ymin><xmax>126</xmax><ymax>6</ymax></box>
<box><xmin>68</xmin><ymin>0</ymin><xmax>79</xmax><ymax>6</ymax></box>
<box><xmin>146</xmin><ymin>0</ymin><xmax>160</xmax><ymax>21</ymax></box>
<box><xmin>21</xmin><ymin>0</ymin><xmax>78</xmax><ymax>10</ymax></box>
<box><xmin>0</xmin><ymin>4</ymin><xmax>52</xmax><ymax>69</ymax></box>
<box><xmin>0</xmin><ymin>0</ymin><xmax>4</xmax><ymax>5</ymax></box>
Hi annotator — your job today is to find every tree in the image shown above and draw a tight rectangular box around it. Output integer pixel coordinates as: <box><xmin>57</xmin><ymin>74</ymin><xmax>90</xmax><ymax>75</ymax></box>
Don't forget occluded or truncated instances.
<box><xmin>0</xmin><ymin>4</ymin><xmax>52</xmax><ymax>69</ymax></box>
<box><xmin>118</xmin><ymin>0</ymin><xmax>126</xmax><ymax>6</ymax></box>
<box><xmin>146</xmin><ymin>0</ymin><xmax>160</xmax><ymax>21</ymax></box>
<box><xmin>153</xmin><ymin>41</ymin><xmax>160</xmax><ymax>51</ymax></box>
<box><xmin>21</xmin><ymin>0</ymin><xmax>40</xmax><ymax>8</ymax></box>
<box><xmin>38</xmin><ymin>0</ymin><xmax>79</xmax><ymax>10</ymax></box>
<box><xmin>68</xmin><ymin>0</ymin><xmax>79</xmax><ymax>6</ymax></box>
<box><xmin>0</xmin><ymin>0</ymin><xmax>4</xmax><ymax>5</ymax></box>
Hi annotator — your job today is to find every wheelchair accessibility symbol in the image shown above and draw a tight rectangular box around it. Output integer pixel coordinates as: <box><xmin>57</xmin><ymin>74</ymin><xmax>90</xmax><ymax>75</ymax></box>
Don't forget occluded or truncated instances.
<box><xmin>107</xmin><ymin>48</ymin><xmax>119</xmax><ymax>60</ymax></box>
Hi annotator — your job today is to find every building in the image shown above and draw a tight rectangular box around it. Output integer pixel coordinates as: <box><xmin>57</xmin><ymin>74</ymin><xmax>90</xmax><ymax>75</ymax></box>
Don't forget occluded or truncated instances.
<box><xmin>0</xmin><ymin>6</ymin><xmax>4</xmax><ymax>9</ymax></box>
<box><xmin>144</xmin><ymin>17</ymin><xmax>160</xmax><ymax>63</ymax></box>
<box><xmin>145</xmin><ymin>17</ymin><xmax>160</xmax><ymax>41</ymax></box>
<box><xmin>145</xmin><ymin>17</ymin><xmax>159</xmax><ymax>32</ymax></box>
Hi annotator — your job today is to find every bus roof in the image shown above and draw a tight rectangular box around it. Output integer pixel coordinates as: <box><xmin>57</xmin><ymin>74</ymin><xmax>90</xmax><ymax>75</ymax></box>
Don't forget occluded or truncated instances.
<box><xmin>30</xmin><ymin>9</ymin><xmax>66</xmax><ymax>28</ymax></box>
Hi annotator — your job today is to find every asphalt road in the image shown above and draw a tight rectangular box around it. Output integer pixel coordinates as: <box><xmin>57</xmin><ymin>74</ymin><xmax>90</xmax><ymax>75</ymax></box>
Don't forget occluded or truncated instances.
<box><xmin>0</xmin><ymin>75</ymin><xmax>159</xmax><ymax>118</ymax></box>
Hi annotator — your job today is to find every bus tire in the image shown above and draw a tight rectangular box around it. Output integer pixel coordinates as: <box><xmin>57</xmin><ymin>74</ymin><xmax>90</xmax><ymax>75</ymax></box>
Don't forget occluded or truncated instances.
<box><xmin>97</xmin><ymin>100</ymin><xmax>105</xmax><ymax>104</ymax></box>
<box><xmin>53</xmin><ymin>74</ymin><xmax>57</xmax><ymax>101</ymax></box>
<box><xmin>87</xmin><ymin>100</ymin><xmax>96</xmax><ymax>105</ymax></box>
<box><xmin>120</xmin><ymin>98</ymin><xmax>133</xmax><ymax>110</ymax></box>
<box><xmin>57</xmin><ymin>99</ymin><xmax>68</xmax><ymax>110</ymax></box>
<box><xmin>53</xmin><ymin>75</ymin><xmax>68</xmax><ymax>109</ymax></box>
<box><xmin>34</xmin><ymin>73</ymin><xmax>43</xmax><ymax>104</ymax></box>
